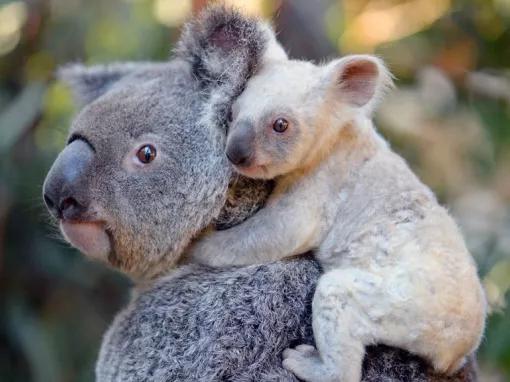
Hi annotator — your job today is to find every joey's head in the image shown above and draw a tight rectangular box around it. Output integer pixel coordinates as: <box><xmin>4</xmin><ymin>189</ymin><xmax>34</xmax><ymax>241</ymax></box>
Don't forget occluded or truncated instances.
<box><xmin>226</xmin><ymin>54</ymin><xmax>393</xmax><ymax>179</ymax></box>
<box><xmin>42</xmin><ymin>6</ymin><xmax>281</xmax><ymax>280</ymax></box>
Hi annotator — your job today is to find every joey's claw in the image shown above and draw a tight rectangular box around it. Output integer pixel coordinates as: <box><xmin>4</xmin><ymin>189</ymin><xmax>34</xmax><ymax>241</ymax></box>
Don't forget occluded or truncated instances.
<box><xmin>282</xmin><ymin>345</ymin><xmax>338</xmax><ymax>382</ymax></box>
<box><xmin>282</xmin><ymin>344</ymin><xmax>319</xmax><ymax>362</ymax></box>
<box><xmin>294</xmin><ymin>344</ymin><xmax>317</xmax><ymax>354</ymax></box>
<box><xmin>282</xmin><ymin>348</ymin><xmax>300</xmax><ymax>359</ymax></box>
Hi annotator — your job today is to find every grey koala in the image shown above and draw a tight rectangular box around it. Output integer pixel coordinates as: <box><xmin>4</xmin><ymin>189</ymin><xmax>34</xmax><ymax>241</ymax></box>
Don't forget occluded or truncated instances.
<box><xmin>42</xmin><ymin>6</ymin><xmax>478</xmax><ymax>382</ymax></box>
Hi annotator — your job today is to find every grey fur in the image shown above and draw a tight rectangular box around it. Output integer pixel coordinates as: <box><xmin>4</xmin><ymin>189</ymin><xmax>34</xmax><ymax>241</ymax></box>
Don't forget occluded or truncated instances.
<box><xmin>57</xmin><ymin>62</ymin><xmax>156</xmax><ymax>107</ymax></box>
<box><xmin>213</xmin><ymin>176</ymin><xmax>274</xmax><ymax>230</ymax></box>
<box><xmin>57</xmin><ymin>59</ymin><xmax>231</xmax><ymax>279</ymax></box>
<box><xmin>45</xmin><ymin>6</ymin><xmax>478</xmax><ymax>381</ymax></box>
<box><xmin>97</xmin><ymin>257</ymin><xmax>478</xmax><ymax>382</ymax></box>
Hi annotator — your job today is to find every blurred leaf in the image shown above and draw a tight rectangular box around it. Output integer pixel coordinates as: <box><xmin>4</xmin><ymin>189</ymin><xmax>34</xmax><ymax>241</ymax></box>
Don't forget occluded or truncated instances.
<box><xmin>0</xmin><ymin>82</ymin><xmax>46</xmax><ymax>154</ymax></box>
<box><xmin>6</xmin><ymin>301</ymin><xmax>60</xmax><ymax>382</ymax></box>
<box><xmin>35</xmin><ymin>82</ymin><xmax>73</xmax><ymax>154</ymax></box>
<box><xmin>481</xmin><ymin>294</ymin><xmax>510</xmax><ymax>377</ymax></box>
<box><xmin>474</xmin><ymin>99</ymin><xmax>510</xmax><ymax>158</ymax></box>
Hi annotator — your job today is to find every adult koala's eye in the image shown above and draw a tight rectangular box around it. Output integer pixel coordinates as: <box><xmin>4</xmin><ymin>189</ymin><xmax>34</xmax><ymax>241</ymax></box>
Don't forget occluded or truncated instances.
<box><xmin>136</xmin><ymin>144</ymin><xmax>157</xmax><ymax>164</ymax></box>
<box><xmin>273</xmin><ymin>118</ymin><xmax>289</xmax><ymax>133</ymax></box>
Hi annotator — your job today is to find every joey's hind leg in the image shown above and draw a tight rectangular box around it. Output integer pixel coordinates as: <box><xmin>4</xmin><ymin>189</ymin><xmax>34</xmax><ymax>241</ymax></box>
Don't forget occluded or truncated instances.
<box><xmin>283</xmin><ymin>269</ymin><xmax>383</xmax><ymax>382</ymax></box>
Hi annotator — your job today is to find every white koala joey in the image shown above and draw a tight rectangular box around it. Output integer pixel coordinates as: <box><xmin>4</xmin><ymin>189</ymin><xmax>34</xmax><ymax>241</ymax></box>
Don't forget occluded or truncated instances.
<box><xmin>188</xmin><ymin>54</ymin><xmax>487</xmax><ymax>382</ymax></box>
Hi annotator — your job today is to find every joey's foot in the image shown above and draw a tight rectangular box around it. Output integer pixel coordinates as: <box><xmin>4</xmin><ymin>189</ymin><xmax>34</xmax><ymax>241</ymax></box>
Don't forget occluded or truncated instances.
<box><xmin>282</xmin><ymin>345</ymin><xmax>340</xmax><ymax>382</ymax></box>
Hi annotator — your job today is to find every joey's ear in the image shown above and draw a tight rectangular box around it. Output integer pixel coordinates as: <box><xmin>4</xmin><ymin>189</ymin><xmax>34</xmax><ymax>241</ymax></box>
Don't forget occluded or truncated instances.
<box><xmin>57</xmin><ymin>62</ymin><xmax>149</xmax><ymax>107</ymax></box>
<box><xmin>326</xmin><ymin>55</ymin><xmax>393</xmax><ymax>114</ymax></box>
<box><xmin>176</xmin><ymin>5</ymin><xmax>287</xmax><ymax>88</ymax></box>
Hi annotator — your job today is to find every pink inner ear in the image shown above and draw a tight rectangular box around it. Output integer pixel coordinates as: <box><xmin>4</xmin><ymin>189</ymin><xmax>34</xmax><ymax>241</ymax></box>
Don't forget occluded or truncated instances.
<box><xmin>338</xmin><ymin>60</ymin><xmax>378</xmax><ymax>107</ymax></box>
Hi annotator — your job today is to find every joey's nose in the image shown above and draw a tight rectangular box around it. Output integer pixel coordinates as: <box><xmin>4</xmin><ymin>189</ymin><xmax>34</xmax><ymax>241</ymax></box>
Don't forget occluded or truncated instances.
<box><xmin>226</xmin><ymin>121</ymin><xmax>255</xmax><ymax>166</ymax></box>
<box><xmin>43</xmin><ymin>139</ymin><xmax>94</xmax><ymax>220</ymax></box>
<box><xmin>226</xmin><ymin>146</ymin><xmax>251</xmax><ymax>166</ymax></box>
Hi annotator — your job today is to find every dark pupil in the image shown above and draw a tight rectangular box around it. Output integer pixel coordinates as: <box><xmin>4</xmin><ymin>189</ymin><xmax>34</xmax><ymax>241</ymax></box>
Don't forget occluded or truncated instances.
<box><xmin>139</xmin><ymin>145</ymin><xmax>155</xmax><ymax>163</ymax></box>
<box><xmin>143</xmin><ymin>147</ymin><xmax>152</xmax><ymax>162</ymax></box>
<box><xmin>274</xmin><ymin>118</ymin><xmax>288</xmax><ymax>132</ymax></box>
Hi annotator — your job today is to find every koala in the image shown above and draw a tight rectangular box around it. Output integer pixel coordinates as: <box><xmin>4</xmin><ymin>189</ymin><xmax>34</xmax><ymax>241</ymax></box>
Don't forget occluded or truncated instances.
<box><xmin>189</xmin><ymin>54</ymin><xmax>487</xmax><ymax>382</ymax></box>
<box><xmin>42</xmin><ymin>6</ymin><xmax>283</xmax><ymax>281</ymax></box>
<box><xmin>42</xmin><ymin>5</ymin><xmax>479</xmax><ymax>382</ymax></box>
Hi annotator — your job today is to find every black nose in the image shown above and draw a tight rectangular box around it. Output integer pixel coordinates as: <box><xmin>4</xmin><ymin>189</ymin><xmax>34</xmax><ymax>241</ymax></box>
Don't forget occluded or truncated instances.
<box><xmin>43</xmin><ymin>139</ymin><xmax>94</xmax><ymax>220</ymax></box>
<box><xmin>226</xmin><ymin>146</ymin><xmax>251</xmax><ymax>166</ymax></box>
<box><xmin>43</xmin><ymin>192</ymin><xmax>87</xmax><ymax>220</ymax></box>
<box><xmin>226</xmin><ymin>121</ymin><xmax>255</xmax><ymax>166</ymax></box>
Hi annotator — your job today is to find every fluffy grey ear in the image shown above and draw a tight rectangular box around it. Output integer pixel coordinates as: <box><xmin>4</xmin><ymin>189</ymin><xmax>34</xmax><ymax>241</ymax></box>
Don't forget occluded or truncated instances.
<box><xmin>57</xmin><ymin>62</ymin><xmax>147</xmax><ymax>107</ymax></box>
<box><xmin>176</xmin><ymin>5</ymin><xmax>286</xmax><ymax>88</ymax></box>
<box><xmin>326</xmin><ymin>55</ymin><xmax>394</xmax><ymax>115</ymax></box>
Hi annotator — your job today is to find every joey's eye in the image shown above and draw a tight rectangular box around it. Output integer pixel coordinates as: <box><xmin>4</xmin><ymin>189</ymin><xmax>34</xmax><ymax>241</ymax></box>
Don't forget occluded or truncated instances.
<box><xmin>273</xmin><ymin>118</ymin><xmax>289</xmax><ymax>133</ymax></box>
<box><xmin>136</xmin><ymin>144</ymin><xmax>157</xmax><ymax>164</ymax></box>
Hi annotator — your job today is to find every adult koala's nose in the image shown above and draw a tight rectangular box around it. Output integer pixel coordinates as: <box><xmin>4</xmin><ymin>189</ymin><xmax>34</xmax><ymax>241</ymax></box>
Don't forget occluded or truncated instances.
<box><xmin>43</xmin><ymin>139</ymin><xmax>94</xmax><ymax>220</ymax></box>
<box><xmin>226</xmin><ymin>120</ymin><xmax>255</xmax><ymax>166</ymax></box>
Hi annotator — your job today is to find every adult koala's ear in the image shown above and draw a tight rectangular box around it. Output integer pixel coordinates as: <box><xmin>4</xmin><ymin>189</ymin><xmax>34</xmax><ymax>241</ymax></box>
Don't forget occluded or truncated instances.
<box><xmin>57</xmin><ymin>62</ymin><xmax>152</xmax><ymax>107</ymax></box>
<box><xmin>176</xmin><ymin>5</ymin><xmax>287</xmax><ymax>88</ymax></box>
<box><xmin>326</xmin><ymin>55</ymin><xmax>394</xmax><ymax>115</ymax></box>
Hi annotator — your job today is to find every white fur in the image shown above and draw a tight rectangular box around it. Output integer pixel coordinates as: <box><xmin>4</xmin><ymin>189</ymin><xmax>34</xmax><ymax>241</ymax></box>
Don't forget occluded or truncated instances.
<box><xmin>188</xmin><ymin>55</ymin><xmax>486</xmax><ymax>382</ymax></box>
<box><xmin>260</xmin><ymin>22</ymin><xmax>288</xmax><ymax>63</ymax></box>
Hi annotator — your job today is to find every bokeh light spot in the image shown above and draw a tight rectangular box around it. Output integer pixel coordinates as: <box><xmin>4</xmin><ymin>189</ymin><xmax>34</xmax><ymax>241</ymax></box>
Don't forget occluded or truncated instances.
<box><xmin>153</xmin><ymin>0</ymin><xmax>192</xmax><ymax>27</ymax></box>
<box><xmin>0</xmin><ymin>1</ymin><xmax>27</xmax><ymax>56</ymax></box>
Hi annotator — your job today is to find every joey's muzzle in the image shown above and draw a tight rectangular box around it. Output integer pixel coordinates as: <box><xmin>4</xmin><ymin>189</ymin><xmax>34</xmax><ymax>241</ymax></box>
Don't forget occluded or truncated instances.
<box><xmin>43</xmin><ymin>139</ymin><xmax>94</xmax><ymax>221</ymax></box>
<box><xmin>226</xmin><ymin>120</ymin><xmax>255</xmax><ymax>166</ymax></box>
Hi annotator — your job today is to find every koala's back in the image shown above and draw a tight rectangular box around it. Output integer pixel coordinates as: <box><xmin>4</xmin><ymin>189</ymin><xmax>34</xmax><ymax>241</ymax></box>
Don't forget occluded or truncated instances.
<box><xmin>96</xmin><ymin>257</ymin><xmax>477</xmax><ymax>382</ymax></box>
<box><xmin>97</xmin><ymin>258</ymin><xmax>319</xmax><ymax>382</ymax></box>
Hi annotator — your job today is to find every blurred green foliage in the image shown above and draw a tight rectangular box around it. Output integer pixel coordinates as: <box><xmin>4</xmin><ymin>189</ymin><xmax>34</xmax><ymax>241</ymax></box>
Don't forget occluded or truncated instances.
<box><xmin>0</xmin><ymin>0</ymin><xmax>509</xmax><ymax>381</ymax></box>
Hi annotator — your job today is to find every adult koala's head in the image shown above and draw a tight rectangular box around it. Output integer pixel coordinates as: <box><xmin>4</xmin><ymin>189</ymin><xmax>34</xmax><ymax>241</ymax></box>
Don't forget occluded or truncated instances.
<box><xmin>42</xmin><ymin>7</ymin><xmax>287</xmax><ymax>280</ymax></box>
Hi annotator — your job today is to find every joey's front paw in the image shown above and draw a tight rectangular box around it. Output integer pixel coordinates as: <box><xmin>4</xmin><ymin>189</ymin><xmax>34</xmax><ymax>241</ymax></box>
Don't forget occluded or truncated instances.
<box><xmin>187</xmin><ymin>237</ymin><xmax>224</xmax><ymax>267</ymax></box>
<box><xmin>282</xmin><ymin>345</ymin><xmax>339</xmax><ymax>382</ymax></box>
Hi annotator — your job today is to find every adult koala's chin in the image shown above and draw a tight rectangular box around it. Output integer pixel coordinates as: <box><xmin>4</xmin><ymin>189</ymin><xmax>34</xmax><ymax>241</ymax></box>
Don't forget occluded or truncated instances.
<box><xmin>43</xmin><ymin>6</ymin><xmax>478</xmax><ymax>382</ymax></box>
